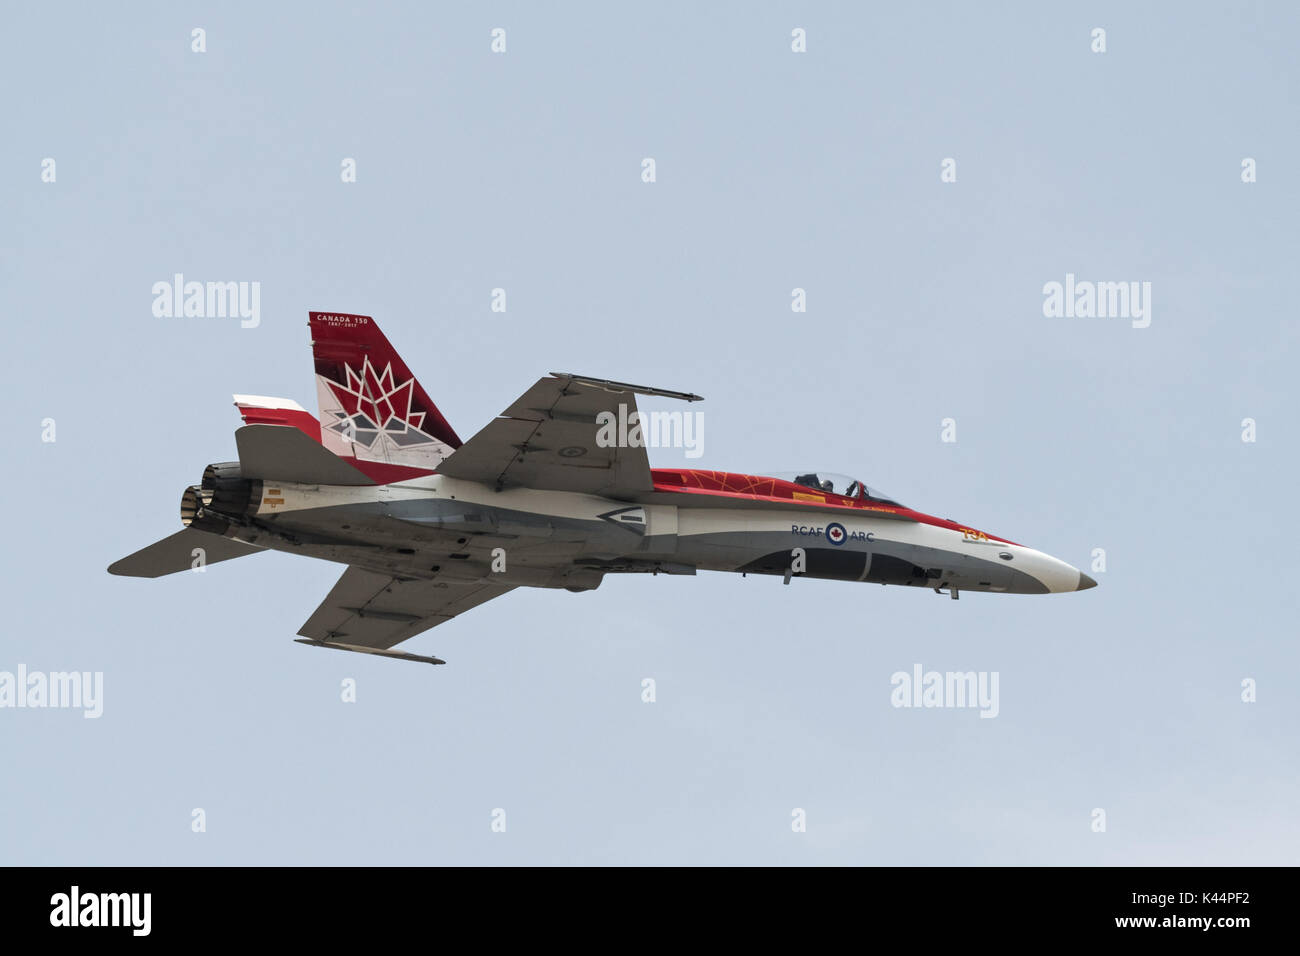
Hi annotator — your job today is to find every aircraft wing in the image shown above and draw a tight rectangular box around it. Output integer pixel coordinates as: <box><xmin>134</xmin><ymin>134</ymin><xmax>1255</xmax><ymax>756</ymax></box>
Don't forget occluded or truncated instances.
<box><xmin>438</xmin><ymin>373</ymin><xmax>702</xmax><ymax>497</ymax></box>
<box><xmin>296</xmin><ymin>567</ymin><xmax>515</xmax><ymax>656</ymax></box>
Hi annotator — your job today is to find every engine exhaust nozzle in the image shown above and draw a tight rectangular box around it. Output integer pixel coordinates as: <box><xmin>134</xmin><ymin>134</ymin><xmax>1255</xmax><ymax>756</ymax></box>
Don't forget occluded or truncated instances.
<box><xmin>180</xmin><ymin>485</ymin><xmax>232</xmax><ymax>535</ymax></box>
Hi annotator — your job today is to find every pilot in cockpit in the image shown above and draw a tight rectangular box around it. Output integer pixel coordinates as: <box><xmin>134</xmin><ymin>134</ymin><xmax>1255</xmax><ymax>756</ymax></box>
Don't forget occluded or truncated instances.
<box><xmin>794</xmin><ymin>473</ymin><xmax>835</xmax><ymax>493</ymax></box>
<box><xmin>785</xmin><ymin>472</ymin><xmax>897</xmax><ymax>505</ymax></box>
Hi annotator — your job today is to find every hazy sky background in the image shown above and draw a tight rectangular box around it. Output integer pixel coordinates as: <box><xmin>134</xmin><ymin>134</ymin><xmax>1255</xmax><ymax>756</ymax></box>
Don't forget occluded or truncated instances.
<box><xmin>3</xmin><ymin>2</ymin><xmax>1297</xmax><ymax>865</ymax></box>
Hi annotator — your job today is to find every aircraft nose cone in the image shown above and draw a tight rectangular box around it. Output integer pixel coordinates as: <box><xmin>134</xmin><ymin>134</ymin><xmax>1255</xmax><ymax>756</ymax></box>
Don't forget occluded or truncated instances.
<box><xmin>1076</xmin><ymin>572</ymin><xmax>1098</xmax><ymax>591</ymax></box>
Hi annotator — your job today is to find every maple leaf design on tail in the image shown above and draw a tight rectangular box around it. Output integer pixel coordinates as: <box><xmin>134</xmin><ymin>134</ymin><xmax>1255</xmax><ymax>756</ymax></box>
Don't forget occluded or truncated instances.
<box><xmin>321</xmin><ymin>357</ymin><xmax>440</xmax><ymax>450</ymax></box>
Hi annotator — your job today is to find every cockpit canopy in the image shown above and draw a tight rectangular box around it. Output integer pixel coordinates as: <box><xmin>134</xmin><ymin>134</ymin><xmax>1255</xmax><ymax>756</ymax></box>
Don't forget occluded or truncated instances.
<box><xmin>769</xmin><ymin>471</ymin><xmax>903</xmax><ymax>507</ymax></box>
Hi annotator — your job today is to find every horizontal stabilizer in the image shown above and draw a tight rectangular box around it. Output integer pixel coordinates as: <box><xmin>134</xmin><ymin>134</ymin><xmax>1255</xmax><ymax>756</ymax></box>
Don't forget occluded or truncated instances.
<box><xmin>293</xmin><ymin>639</ymin><xmax>445</xmax><ymax>665</ymax></box>
<box><xmin>235</xmin><ymin>424</ymin><xmax>374</xmax><ymax>485</ymax></box>
<box><xmin>108</xmin><ymin>528</ymin><xmax>264</xmax><ymax>578</ymax></box>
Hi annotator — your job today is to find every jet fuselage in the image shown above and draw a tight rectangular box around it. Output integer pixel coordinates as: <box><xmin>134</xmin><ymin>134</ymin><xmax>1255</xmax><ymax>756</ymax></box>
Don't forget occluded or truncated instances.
<box><xmin>191</xmin><ymin>469</ymin><xmax>1094</xmax><ymax>598</ymax></box>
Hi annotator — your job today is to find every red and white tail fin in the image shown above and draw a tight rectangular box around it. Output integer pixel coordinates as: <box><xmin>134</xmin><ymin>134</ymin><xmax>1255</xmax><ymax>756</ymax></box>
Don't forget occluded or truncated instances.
<box><xmin>309</xmin><ymin>312</ymin><xmax>461</xmax><ymax>471</ymax></box>
<box><xmin>233</xmin><ymin>395</ymin><xmax>322</xmax><ymax>441</ymax></box>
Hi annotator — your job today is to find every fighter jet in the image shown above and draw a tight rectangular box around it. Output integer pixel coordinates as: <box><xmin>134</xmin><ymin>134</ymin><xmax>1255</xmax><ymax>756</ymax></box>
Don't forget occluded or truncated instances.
<box><xmin>110</xmin><ymin>312</ymin><xmax>1096</xmax><ymax>665</ymax></box>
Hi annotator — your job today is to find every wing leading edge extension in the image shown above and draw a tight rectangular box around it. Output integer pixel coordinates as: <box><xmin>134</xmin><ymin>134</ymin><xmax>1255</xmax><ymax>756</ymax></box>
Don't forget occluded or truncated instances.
<box><xmin>438</xmin><ymin>373</ymin><xmax>702</xmax><ymax>498</ymax></box>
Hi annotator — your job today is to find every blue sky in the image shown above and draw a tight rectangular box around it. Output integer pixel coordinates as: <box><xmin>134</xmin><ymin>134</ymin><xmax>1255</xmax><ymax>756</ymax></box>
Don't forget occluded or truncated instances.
<box><xmin>2</xmin><ymin>2</ymin><xmax>1297</xmax><ymax>864</ymax></box>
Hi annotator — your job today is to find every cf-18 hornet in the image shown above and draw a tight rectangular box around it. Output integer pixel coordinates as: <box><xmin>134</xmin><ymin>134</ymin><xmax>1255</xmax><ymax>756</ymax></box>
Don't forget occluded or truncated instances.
<box><xmin>110</xmin><ymin>313</ymin><xmax>1096</xmax><ymax>665</ymax></box>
